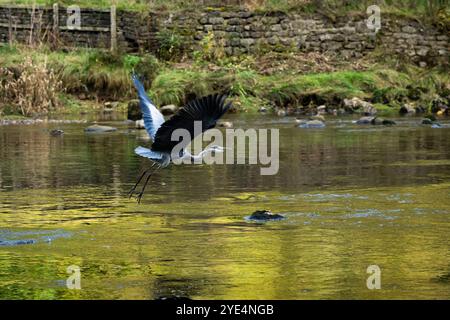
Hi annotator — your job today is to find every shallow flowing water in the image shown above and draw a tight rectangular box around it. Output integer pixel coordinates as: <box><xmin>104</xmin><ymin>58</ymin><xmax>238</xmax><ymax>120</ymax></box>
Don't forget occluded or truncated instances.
<box><xmin>0</xmin><ymin>115</ymin><xmax>449</xmax><ymax>299</ymax></box>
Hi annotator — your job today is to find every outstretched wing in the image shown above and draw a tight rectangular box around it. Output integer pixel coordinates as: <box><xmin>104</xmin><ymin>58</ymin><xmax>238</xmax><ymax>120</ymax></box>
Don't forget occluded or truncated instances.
<box><xmin>151</xmin><ymin>94</ymin><xmax>231</xmax><ymax>153</ymax></box>
<box><xmin>131</xmin><ymin>74</ymin><xmax>165</xmax><ymax>140</ymax></box>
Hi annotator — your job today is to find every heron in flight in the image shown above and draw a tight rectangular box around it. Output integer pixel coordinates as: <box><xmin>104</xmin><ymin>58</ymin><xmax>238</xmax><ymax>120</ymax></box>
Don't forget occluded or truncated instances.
<box><xmin>129</xmin><ymin>74</ymin><xmax>232</xmax><ymax>203</ymax></box>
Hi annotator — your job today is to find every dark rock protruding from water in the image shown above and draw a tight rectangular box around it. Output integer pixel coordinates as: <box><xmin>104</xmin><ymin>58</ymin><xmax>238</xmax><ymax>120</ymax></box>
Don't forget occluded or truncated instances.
<box><xmin>372</xmin><ymin>117</ymin><xmax>396</xmax><ymax>126</ymax></box>
<box><xmin>421</xmin><ymin>118</ymin><xmax>434</xmax><ymax>125</ymax></box>
<box><xmin>356</xmin><ymin>116</ymin><xmax>375</xmax><ymax>124</ymax></box>
<box><xmin>127</xmin><ymin>99</ymin><xmax>142</xmax><ymax>121</ymax></box>
<box><xmin>249</xmin><ymin>210</ymin><xmax>285</xmax><ymax>221</ymax></box>
<box><xmin>356</xmin><ymin>116</ymin><xmax>396</xmax><ymax>126</ymax></box>
<box><xmin>421</xmin><ymin>117</ymin><xmax>442</xmax><ymax>128</ymax></box>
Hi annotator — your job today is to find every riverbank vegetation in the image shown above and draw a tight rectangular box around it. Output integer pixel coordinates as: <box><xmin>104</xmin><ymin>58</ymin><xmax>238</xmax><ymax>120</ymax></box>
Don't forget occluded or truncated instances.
<box><xmin>0</xmin><ymin>0</ymin><xmax>449</xmax><ymax>117</ymax></box>
<box><xmin>0</xmin><ymin>42</ymin><xmax>449</xmax><ymax>117</ymax></box>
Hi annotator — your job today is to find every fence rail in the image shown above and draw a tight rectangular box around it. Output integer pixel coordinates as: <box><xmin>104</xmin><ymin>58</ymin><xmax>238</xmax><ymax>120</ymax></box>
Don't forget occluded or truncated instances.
<box><xmin>0</xmin><ymin>3</ymin><xmax>119</xmax><ymax>52</ymax></box>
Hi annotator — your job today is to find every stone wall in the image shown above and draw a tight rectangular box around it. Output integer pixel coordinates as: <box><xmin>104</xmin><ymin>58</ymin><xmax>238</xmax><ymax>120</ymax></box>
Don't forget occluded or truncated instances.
<box><xmin>160</xmin><ymin>10</ymin><xmax>449</xmax><ymax>64</ymax></box>
<box><xmin>0</xmin><ymin>5</ymin><xmax>448</xmax><ymax>65</ymax></box>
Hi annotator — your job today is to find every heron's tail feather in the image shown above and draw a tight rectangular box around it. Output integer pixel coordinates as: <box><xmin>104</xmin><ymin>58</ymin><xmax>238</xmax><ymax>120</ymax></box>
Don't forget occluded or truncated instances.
<box><xmin>135</xmin><ymin>146</ymin><xmax>163</xmax><ymax>160</ymax></box>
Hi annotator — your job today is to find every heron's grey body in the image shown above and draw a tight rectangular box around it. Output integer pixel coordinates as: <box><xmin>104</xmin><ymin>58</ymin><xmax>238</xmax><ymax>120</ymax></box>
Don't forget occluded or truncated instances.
<box><xmin>129</xmin><ymin>74</ymin><xmax>231</xmax><ymax>203</ymax></box>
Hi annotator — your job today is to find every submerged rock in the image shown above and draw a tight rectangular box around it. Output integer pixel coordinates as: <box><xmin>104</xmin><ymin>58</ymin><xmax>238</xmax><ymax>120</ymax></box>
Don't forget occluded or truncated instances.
<box><xmin>248</xmin><ymin>210</ymin><xmax>285</xmax><ymax>221</ymax></box>
<box><xmin>84</xmin><ymin>124</ymin><xmax>117</xmax><ymax>133</ymax></box>
<box><xmin>50</xmin><ymin>129</ymin><xmax>64</xmax><ymax>136</ymax></box>
<box><xmin>0</xmin><ymin>239</ymin><xmax>36</xmax><ymax>246</ymax></box>
<box><xmin>421</xmin><ymin>118</ymin><xmax>433</xmax><ymax>125</ymax></box>
<box><xmin>298</xmin><ymin>119</ymin><xmax>326</xmax><ymax>128</ymax></box>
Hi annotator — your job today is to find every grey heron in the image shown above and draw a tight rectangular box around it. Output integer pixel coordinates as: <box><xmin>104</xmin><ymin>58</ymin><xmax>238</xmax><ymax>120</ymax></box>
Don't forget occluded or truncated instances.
<box><xmin>129</xmin><ymin>74</ymin><xmax>232</xmax><ymax>203</ymax></box>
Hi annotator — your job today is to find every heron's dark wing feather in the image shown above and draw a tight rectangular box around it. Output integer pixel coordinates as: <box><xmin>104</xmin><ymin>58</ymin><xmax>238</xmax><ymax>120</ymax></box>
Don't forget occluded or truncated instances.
<box><xmin>151</xmin><ymin>94</ymin><xmax>231</xmax><ymax>153</ymax></box>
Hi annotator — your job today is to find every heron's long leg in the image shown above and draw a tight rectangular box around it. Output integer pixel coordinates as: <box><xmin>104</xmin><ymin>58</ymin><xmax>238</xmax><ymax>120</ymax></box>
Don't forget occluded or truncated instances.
<box><xmin>128</xmin><ymin>163</ymin><xmax>156</xmax><ymax>198</ymax></box>
<box><xmin>136</xmin><ymin>164</ymin><xmax>161</xmax><ymax>204</ymax></box>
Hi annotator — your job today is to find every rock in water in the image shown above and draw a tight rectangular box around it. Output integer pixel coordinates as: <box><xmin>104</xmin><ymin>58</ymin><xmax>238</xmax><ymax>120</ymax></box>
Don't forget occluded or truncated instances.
<box><xmin>298</xmin><ymin>120</ymin><xmax>326</xmax><ymax>128</ymax></box>
<box><xmin>371</xmin><ymin>117</ymin><xmax>396</xmax><ymax>126</ymax></box>
<box><xmin>160</xmin><ymin>104</ymin><xmax>178</xmax><ymax>115</ymax></box>
<box><xmin>84</xmin><ymin>124</ymin><xmax>117</xmax><ymax>133</ymax></box>
<box><xmin>248</xmin><ymin>210</ymin><xmax>285</xmax><ymax>221</ymax></box>
<box><xmin>356</xmin><ymin>116</ymin><xmax>376</xmax><ymax>124</ymax></box>
<box><xmin>50</xmin><ymin>129</ymin><xmax>64</xmax><ymax>136</ymax></box>
<box><xmin>135</xmin><ymin>119</ymin><xmax>145</xmax><ymax>129</ymax></box>
<box><xmin>381</xmin><ymin>119</ymin><xmax>396</xmax><ymax>126</ymax></box>
<box><xmin>127</xmin><ymin>99</ymin><xmax>142</xmax><ymax>121</ymax></box>
<box><xmin>218</xmin><ymin>121</ymin><xmax>233</xmax><ymax>128</ymax></box>
<box><xmin>421</xmin><ymin>118</ymin><xmax>433</xmax><ymax>125</ymax></box>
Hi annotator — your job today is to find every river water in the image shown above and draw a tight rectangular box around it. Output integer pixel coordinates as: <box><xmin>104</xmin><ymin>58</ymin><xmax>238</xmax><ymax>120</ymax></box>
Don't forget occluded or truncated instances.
<box><xmin>0</xmin><ymin>115</ymin><xmax>449</xmax><ymax>299</ymax></box>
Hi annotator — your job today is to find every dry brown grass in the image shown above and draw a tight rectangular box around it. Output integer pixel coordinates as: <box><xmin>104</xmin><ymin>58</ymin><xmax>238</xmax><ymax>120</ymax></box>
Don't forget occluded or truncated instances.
<box><xmin>0</xmin><ymin>56</ymin><xmax>62</xmax><ymax>116</ymax></box>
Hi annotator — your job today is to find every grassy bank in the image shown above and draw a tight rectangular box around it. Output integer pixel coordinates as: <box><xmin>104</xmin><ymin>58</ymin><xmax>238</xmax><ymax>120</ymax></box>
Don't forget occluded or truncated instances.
<box><xmin>1</xmin><ymin>44</ymin><xmax>449</xmax><ymax>117</ymax></box>
<box><xmin>0</xmin><ymin>0</ymin><xmax>448</xmax><ymax>18</ymax></box>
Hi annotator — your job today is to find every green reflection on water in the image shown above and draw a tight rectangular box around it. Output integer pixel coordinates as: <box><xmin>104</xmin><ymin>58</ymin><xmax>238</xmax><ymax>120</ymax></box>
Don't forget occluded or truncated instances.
<box><xmin>0</xmin><ymin>182</ymin><xmax>449</xmax><ymax>299</ymax></box>
<box><xmin>0</xmin><ymin>116</ymin><xmax>449</xmax><ymax>299</ymax></box>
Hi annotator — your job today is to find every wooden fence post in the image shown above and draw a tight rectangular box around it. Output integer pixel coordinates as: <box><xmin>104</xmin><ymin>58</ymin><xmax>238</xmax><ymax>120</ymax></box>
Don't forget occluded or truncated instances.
<box><xmin>53</xmin><ymin>3</ymin><xmax>59</xmax><ymax>46</ymax></box>
<box><xmin>110</xmin><ymin>3</ymin><xmax>117</xmax><ymax>53</ymax></box>
<box><xmin>8</xmin><ymin>7</ymin><xmax>12</xmax><ymax>46</ymax></box>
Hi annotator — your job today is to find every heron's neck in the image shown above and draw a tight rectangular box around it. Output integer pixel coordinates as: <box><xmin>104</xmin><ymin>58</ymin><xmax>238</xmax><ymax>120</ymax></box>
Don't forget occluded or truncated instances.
<box><xmin>183</xmin><ymin>148</ymin><xmax>213</xmax><ymax>161</ymax></box>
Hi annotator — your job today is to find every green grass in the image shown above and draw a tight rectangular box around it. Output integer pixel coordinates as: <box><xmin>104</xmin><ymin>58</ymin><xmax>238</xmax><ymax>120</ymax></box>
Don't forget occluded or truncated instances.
<box><xmin>147</xmin><ymin>64</ymin><xmax>448</xmax><ymax>112</ymax></box>
<box><xmin>0</xmin><ymin>0</ymin><xmax>448</xmax><ymax>19</ymax></box>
